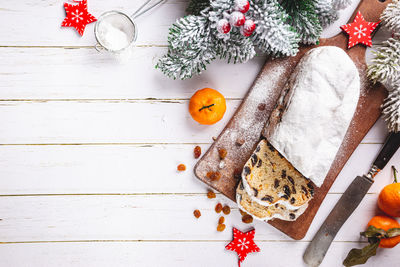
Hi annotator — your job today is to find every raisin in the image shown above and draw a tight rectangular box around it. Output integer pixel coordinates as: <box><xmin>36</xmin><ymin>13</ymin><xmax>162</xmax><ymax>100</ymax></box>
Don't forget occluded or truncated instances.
<box><xmin>243</xmin><ymin>166</ymin><xmax>251</xmax><ymax>176</ymax></box>
<box><xmin>236</xmin><ymin>138</ymin><xmax>245</xmax><ymax>146</ymax></box>
<box><xmin>301</xmin><ymin>185</ymin><xmax>308</xmax><ymax>195</ymax></box>
<box><xmin>261</xmin><ymin>195</ymin><xmax>274</xmax><ymax>202</ymax></box>
<box><xmin>193</xmin><ymin>209</ymin><xmax>201</xmax><ymax>218</ymax></box>
<box><xmin>253</xmin><ymin>188</ymin><xmax>259</xmax><ymax>197</ymax></box>
<box><xmin>215</xmin><ymin>203</ymin><xmax>223</xmax><ymax>213</ymax></box>
<box><xmin>218</xmin><ymin>216</ymin><xmax>225</xmax><ymax>224</ymax></box>
<box><xmin>222</xmin><ymin>205</ymin><xmax>231</xmax><ymax>215</ymax></box>
<box><xmin>255</xmin><ymin>145</ymin><xmax>261</xmax><ymax>153</ymax></box>
<box><xmin>290</xmin><ymin>197</ymin><xmax>295</xmax><ymax>204</ymax></box>
<box><xmin>217</xmin><ymin>224</ymin><xmax>226</xmax><ymax>232</ymax></box>
<box><xmin>307</xmin><ymin>182</ymin><xmax>314</xmax><ymax>189</ymax></box>
<box><xmin>207</xmin><ymin>171</ymin><xmax>221</xmax><ymax>181</ymax></box>
<box><xmin>275</xmin><ymin>203</ymin><xmax>279</xmax><ymax>208</ymax></box>
<box><xmin>283</xmin><ymin>185</ymin><xmax>291</xmax><ymax>196</ymax></box>
<box><xmin>281</xmin><ymin>170</ymin><xmax>287</xmax><ymax>178</ymax></box>
<box><xmin>242</xmin><ymin>214</ymin><xmax>253</xmax><ymax>224</ymax></box>
<box><xmin>287</xmin><ymin>176</ymin><xmax>294</xmax><ymax>185</ymax></box>
<box><xmin>207</xmin><ymin>190</ymin><xmax>216</xmax><ymax>199</ymax></box>
<box><xmin>274</xmin><ymin>179</ymin><xmax>280</xmax><ymax>188</ymax></box>
<box><xmin>289</xmin><ymin>213</ymin><xmax>296</xmax><ymax>220</ymax></box>
<box><xmin>267</xmin><ymin>142</ymin><xmax>275</xmax><ymax>152</ymax></box>
<box><xmin>251</xmin><ymin>154</ymin><xmax>258</xmax><ymax>166</ymax></box>
<box><xmin>256</xmin><ymin>159</ymin><xmax>262</xmax><ymax>168</ymax></box>
<box><xmin>218</xmin><ymin>148</ymin><xmax>227</xmax><ymax>160</ymax></box>
<box><xmin>282</xmin><ymin>194</ymin><xmax>289</xmax><ymax>200</ymax></box>
<box><xmin>177</xmin><ymin>164</ymin><xmax>186</xmax><ymax>171</ymax></box>
<box><xmin>234</xmin><ymin>169</ymin><xmax>242</xmax><ymax>180</ymax></box>
<box><xmin>194</xmin><ymin>146</ymin><xmax>201</xmax><ymax>159</ymax></box>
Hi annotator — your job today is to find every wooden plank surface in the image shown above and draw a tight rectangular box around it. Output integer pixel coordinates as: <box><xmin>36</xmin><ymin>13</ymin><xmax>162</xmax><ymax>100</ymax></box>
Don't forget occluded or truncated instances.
<box><xmin>0</xmin><ymin>0</ymin><xmax>399</xmax><ymax>266</ymax></box>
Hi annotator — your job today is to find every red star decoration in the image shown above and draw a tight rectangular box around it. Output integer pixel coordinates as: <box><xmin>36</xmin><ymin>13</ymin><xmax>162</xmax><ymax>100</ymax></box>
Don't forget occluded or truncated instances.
<box><xmin>340</xmin><ymin>11</ymin><xmax>380</xmax><ymax>48</ymax></box>
<box><xmin>61</xmin><ymin>0</ymin><xmax>97</xmax><ymax>36</ymax></box>
<box><xmin>225</xmin><ymin>228</ymin><xmax>260</xmax><ymax>266</ymax></box>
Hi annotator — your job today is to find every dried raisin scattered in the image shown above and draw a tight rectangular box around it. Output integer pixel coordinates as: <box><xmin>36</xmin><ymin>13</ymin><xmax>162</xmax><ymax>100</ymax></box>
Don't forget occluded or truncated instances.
<box><xmin>242</xmin><ymin>214</ymin><xmax>253</xmax><ymax>224</ymax></box>
<box><xmin>211</xmin><ymin>171</ymin><xmax>221</xmax><ymax>181</ymax></box>
<box><xmin>218</xmin><ymin>148</ymin><xmax>227</xmax><ymax>160</ymax></box>
<box><xmin>207</xmin><ymin>190</ymin><xmax>216</xmax><ymax>199</ymax></box>
<box><xmin>222</xmin><ymin>205</ymin><xmax>231</xmax><ymax>215</ymax></box>
<box><xmin>194</xmin><ymin>146</ymin><xmax>201</xmax><ymax>159</ymax></box>
<box><xmin>177</xmin><ymin>164</ymin><xmax>186</xmax><ymax>171</ymax></box>
<box><xmin>239</xmin><ymin>209</ymin><xmax>248</xmax><ymax>216</ymax></box>
<box><xmin>193</xmin><ymin>209</ymin><xmax>201</xmax><ymax>218</ymax></box>
<box><xmin>217</xmin><ymin>224</ymin><xmax>226</xmax><ymax>232</ymax></box>
<box><xmin>218</xmin><ymin>216</ymin><xmax>225</xmax><ymax>224</ymax></box>
<box><xmin>215</xmin><ymin>203</ymin><xmax>223</xmax><ymax>213</ymax></box>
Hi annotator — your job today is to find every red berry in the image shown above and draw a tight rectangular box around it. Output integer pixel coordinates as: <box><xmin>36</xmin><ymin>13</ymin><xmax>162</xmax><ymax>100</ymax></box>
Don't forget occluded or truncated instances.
<box><xmin>235</xmin><ymin>0</ymin><xmax>250</xmax><ymax>13</ymax></box>
<box><xmin>241</xmin><ymin>19</ymin><xmax>256</xmax><ymax>37</ymax></box>
<box><xmin>217</xmin><ymin>18</ymin><xmax>231</xmax><ymax>34</ymax></box>
<box><xmin>230</xmin><ymin>11</ymin><xmax>245</xmax><ymax>27</ymax></box>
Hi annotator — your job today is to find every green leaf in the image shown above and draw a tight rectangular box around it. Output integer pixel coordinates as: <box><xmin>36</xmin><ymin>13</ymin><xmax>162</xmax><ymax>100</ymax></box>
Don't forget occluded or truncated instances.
<box><xmin>387</xmin><ymin>228</ymin><xmax>400</xmax><ymax>238</ymax></box>
<box><xmin>361</xmin><ymin>226</ymin><xmax>387</xmax><ymax>239</ymax></box>
<box><xmin>343</xmin><ymin>241</ymin><xmax>379</xmax><ymax>267</ymax></box>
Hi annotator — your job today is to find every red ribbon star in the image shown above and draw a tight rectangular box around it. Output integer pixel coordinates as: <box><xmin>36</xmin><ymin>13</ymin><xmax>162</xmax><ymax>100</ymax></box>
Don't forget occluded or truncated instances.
<box><xmin>340</xmin><ymin>11</ymin><xmax>380</xmax><ymax>48</ymax></box>
<box><xmin>226</xmin><ymin>228</ymin><xmax>260</xmax><ymax>266</ymax></box>
<box><xmin>61</xmin><ymin>0</ymin><xmax>97</xmax><ymax>36</ymax></box>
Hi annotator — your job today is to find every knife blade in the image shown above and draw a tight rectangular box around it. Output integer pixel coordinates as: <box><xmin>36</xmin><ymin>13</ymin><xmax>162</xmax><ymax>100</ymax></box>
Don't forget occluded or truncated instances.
<box><xmin>303</xmin><ymin>132</ymin><xmax>400</xmax><ymax>267</ymax></box>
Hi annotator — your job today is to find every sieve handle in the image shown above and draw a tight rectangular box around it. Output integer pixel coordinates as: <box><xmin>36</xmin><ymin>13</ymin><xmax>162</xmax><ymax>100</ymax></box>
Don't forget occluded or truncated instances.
<box><xmin>131</xmin><ymin>0</ymin><xmax>165</xmax><ymax>19</ymax></box>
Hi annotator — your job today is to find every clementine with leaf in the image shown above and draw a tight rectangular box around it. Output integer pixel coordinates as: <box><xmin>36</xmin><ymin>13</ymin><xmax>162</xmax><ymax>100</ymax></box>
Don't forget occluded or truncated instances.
<box><xmin>189</xmin><ymin>88</ymin><xmax>226</xmax><ymax>125</ymax></box>
<box><xmin>367</xmin><ymin>215</ymin><xmax>400</xmax><ymax>248</ymax></box>
<box><xmin>378</xmin><ymin>166</ymin><xmax>400</xmax><ymax>218</ymax></box>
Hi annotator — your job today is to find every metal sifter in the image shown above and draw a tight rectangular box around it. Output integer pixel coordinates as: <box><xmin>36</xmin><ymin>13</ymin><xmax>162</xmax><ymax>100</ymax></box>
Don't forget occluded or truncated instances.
<box><xmin>94</xmin><ymin>0</ymin><xmax>165</xmax><ymax>52</ymax></box>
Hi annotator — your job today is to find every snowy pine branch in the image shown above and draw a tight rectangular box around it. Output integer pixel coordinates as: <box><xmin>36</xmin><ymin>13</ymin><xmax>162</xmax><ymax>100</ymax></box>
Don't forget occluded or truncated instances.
<box><xmin>381</xmin><ymin>0</ymin><xmax>400</xmax><ymax>33</ymax></box>
<box><xmin>215</xmin><ymin>33</ymin><xmax>256</xmax><ymax>63</ymax></box>
<box><xmin>250</xmin><ymin>0</ymin><xmax>299</xmax><ymax>56</ymax></box>
<box><xmin>280</xmin><ymin>0</ymin><xmax>322</xmax><ymax>44</ymax></box>
<box><xmin>367</xmin><ymin>37</ymin><xmax>400</xmax><ymax>84</ymax></box>
<box><xmin>156</xmin><ymin>16</ymin><xmax>216</xmax><ymax>80</ymax></box>
<box><xmin>332</xmin><ymin>0</ymin><xmax>351</xmax><ymax>10</ymax></box>
<box><xmin>382</xmin><ymin>88</ymin><xmax>400</xmax><ymax>132</ymax></box>
<box><xmin>315</xmin><ymin>0</ymin><xmax>338</xmax><ymax>27</ymax></box>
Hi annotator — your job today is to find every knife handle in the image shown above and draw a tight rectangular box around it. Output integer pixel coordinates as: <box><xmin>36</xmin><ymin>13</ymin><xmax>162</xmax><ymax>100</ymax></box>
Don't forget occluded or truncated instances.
<box><xmin>373</xmin><ymin>132</ymin><xmax>400</xmax><ymax>171</ymax></box>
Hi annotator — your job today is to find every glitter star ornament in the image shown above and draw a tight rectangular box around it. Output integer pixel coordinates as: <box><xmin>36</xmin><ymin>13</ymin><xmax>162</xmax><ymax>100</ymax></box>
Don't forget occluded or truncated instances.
<box><xmin>225</xmin><ymin>228</ymin><xmax>260</xmax><ymax>266</ymax></box>
<box><xmin>61</xmin><ymin>0</ymin><xmax>97</xmax><ymax>36</ymax></box>
<box><xmin>340</xmin><ymin>11</ymin><xmax>380</xmax><ymax>48</ymax></box>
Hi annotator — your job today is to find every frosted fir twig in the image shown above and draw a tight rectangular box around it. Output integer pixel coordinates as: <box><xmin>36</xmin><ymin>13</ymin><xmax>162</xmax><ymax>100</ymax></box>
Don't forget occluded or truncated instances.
<box><xmin>333</xmin><ymin>0</ymin><xmax>351</xmax><ymax>10</ymax></box>
<box><xmin>381</xmin><ymin>0</ymin><xmax>400</xmax><ymax>33</ymax></box>
<box><xmin>367</xmin><ymin>37</ymin><xmax>400</xmax><ymax>84</ymax></box>
<box><xmin>382</xmin><ymin>87</ymin><xmax>400</xmax><ymax>132</ymax></box>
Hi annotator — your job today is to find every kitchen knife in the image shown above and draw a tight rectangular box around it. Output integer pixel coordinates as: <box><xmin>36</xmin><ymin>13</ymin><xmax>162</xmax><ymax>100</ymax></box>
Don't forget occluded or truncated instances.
<box><xmin>303</xmin><ymin>132</ymin><xmax>400</xmax><ymax>267</ymax></box>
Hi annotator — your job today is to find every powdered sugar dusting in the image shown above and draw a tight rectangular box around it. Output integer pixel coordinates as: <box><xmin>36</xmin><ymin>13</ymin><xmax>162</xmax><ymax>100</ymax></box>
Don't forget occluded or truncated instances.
<box><xmin>194</xmin><ymin>60</ymin><xmax>290</xmax><ymax>198</ymax></box>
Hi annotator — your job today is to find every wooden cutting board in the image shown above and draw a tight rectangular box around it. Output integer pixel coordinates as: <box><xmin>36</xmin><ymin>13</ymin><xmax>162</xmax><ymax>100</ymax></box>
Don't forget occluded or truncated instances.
<box><xmin>194</xmin><ymin>0</ymin><xmax>391</xmax><ymax>240</ymax></box>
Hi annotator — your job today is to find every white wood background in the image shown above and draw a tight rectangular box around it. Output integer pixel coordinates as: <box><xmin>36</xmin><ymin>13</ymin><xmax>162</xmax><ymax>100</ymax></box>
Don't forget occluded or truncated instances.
<box><xmin>0</xmin><ymin>0</ymin><xmax>399</xmax><ymax>266</ymax></box>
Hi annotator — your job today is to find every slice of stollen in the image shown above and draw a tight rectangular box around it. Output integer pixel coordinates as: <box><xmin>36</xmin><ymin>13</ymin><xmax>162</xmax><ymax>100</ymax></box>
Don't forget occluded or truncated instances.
<box><xmin>236</xmin><ymin>181</ymin><xmax>308</xmax><ymax>221</ymax></box>
<box><xmin>242</xmin><ymin>139</ymin><xmax>314</xmax><ymax>209</ymax></box>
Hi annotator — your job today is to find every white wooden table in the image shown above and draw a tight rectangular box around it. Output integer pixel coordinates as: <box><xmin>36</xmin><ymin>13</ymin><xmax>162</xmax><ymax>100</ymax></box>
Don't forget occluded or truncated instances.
<box><xmin>1</xmin><ymin>1</ymin><xmax>399</xmax><ymax>266</ymax></box>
